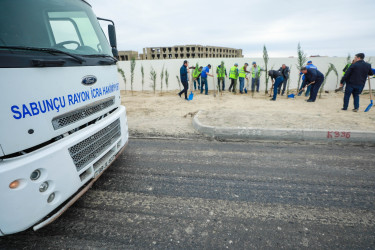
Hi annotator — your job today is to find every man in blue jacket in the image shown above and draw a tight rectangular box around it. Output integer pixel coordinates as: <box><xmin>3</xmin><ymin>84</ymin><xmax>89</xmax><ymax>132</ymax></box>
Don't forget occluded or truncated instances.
<box><xmin>200</xmin><ymin>64</ymin><xmax>213</xmax><ymax>95</ymax></box>
<box><xmin>300</xmin><ymin>66</ymin><xmax>324</xmax><ymax>102</ymax></box>
<box><xmin>178</xmin><ymin>60</ymin><xmax>189</xmax><ymax>100</ymax></box>
<box><xmin>298</xmin><ymin>61</ymin><xmax>317</xmax><ymax>96</ymax></box>
<box><xmin>339</xmin><ymin>53</ymin><xmax>373</xmax><ymax>111</ymax></box>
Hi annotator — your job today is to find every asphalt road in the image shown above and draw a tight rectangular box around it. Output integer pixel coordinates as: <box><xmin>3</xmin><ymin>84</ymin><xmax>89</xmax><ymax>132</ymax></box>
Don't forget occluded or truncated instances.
<box><xmin>1</xmin><ymin>138</ymin><xmax>375</xmax><ymax>249</ymax></box>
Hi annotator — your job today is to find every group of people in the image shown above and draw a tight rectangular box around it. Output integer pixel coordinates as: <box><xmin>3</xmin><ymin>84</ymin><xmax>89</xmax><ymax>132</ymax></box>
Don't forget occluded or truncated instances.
<box><xmin>179</xmin><ymin>53</ymin><xmax>373</xmax><ymax>110</ymax></box>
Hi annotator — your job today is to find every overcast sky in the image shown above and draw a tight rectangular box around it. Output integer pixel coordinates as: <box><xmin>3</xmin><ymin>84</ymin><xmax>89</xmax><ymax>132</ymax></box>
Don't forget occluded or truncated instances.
<box><xmin>88</xmin><ymin>0</ymin><xmax>375</xmax><ymax>58</ymax></box>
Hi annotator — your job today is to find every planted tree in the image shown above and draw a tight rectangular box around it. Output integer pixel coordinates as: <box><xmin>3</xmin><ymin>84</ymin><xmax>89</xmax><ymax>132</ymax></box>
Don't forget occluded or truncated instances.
<box><xmin>141</xmin><ymin>64</ymin><xmax>145</xmax><ymax>92</ymax></box>
<box><xmin>165</xmin><ymin>69</ymin><xmax>169</xmax><ymax>92</ymax></box>
<box><xmin>150</xmin><ymin>67</ymin><xmax>157</xmax><ymax>95</ymax></box>
<box><xmin>160</xmin><ymin>65</ymin><xmax>164</xmax><ymax>95</ymax></box>
<box><xmin>319</xmin><ymin>64</ymin><xmax>334</xmax><ymax>98</ymax></box>
<box><xmin>330</xmin><ymin>63</ymin><xmax>339</xmax><ymax>88</ymax></box>
<box><xmin>130</xmin><ymin>58</ymin><xmax>136</xmax><ymax>95</ymax></box>
<box><xmin>117</xmin><ymin>67</ymin><xmax>126</xmax><ymax>92</ymax></box>
<box><xmin>286</xmin><ymin>65</ymin><xmax>292</xmax><ymax>96</ymax></box>
<box><xmin>176</xmin><ymin>76</ymin><xmax>182</xmax><ymax>91</ymax></box>
<box><xmin>296</xmin><ymin>42</ymin><xmax>307</xmax><ymax>90</ymax></box>
<box><xmin>263</xmin><ymin>45</ymin><xmax>269</xmax><ymax>94</ymax></box>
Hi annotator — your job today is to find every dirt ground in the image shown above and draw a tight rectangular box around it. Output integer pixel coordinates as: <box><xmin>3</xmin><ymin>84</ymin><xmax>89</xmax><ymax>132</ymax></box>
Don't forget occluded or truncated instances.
<box><xmin>121</xmin><ymin>89</ymin><xmax>375</xmax><ymax>137</ymax></box>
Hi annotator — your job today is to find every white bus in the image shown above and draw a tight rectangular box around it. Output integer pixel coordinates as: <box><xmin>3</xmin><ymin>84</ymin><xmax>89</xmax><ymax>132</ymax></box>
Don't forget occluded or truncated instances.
<box><xmin>0</xmin><ymin>0</ymin><xmax>128</xmax><ymax>235</ymax></box>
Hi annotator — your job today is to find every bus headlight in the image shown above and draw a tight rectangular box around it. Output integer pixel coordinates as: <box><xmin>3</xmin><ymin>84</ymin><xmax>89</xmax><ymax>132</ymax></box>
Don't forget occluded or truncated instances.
<box><xmin>30</xmin><ymin>169</ymin><xmax>41</xmax><ymax>180</ymax></box>
<box><xmin>39</xmin><ymin>182</ymin><xmax>49</xmax><ymax>192</ymax></box>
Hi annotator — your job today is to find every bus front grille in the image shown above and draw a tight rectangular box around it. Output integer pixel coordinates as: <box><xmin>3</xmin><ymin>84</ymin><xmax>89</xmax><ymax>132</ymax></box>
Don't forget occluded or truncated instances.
<box><xmin>68</xmin><ymin>119</ymin><xmax>121</xmax><ymax>171</ymax></box>
<box><xmin>52</xmin><ymin>96</ymin><xmax>115</xmax><ymax>130</ymax></box>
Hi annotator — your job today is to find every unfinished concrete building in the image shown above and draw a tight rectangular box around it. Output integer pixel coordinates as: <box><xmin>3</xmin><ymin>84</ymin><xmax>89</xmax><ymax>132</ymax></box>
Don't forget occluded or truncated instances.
<box><xmin>141</xmin><ymin>45</ymin><xmax>243</xmax><ymax>60</ymax></box>
<box><xmin>118</xmin><ymin>50</ymin><xmax>139</xmax><ymax>61</ymax></box>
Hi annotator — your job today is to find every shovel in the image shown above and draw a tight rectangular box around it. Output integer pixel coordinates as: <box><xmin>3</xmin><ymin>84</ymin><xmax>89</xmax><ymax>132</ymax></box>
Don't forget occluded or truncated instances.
<box><xmin>288</xmin><ymin>82</ymin><xmax>313</xmax><ymax>99</ymax></box>
<box><xmin>188</xmin><ymin>91</ymin><xmax>194</xmax><ymax>101</ymax></box>
<box><xmin>365</xmin><ymin>76</ymin><xmax>373</xmax><ymax>112</ymax></box>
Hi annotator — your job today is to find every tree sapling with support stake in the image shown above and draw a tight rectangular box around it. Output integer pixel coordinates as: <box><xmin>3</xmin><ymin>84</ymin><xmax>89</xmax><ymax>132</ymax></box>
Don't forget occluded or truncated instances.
<box><xmin>263</xmin><ymin>45</ymin><xmax>269</xmax><ymax>94</ymax></box>
<box><xmin>130</xmin><ymin>58</ymin><xmax>136</xmax><ymax>95</ymax></box>
<box><xmin>150</xmin><ymin>67</ymin><xmax>157</xmax><ymax>95</ymax></box>
<box><xmin>296</xmin><ymin>42</ymin><xmax>307</xmax><ymax>91</ymax></box>
<box><xmin>117</xmin><ymin>67</ymin><xmax>126</xmax><ymax>93</ymax></box>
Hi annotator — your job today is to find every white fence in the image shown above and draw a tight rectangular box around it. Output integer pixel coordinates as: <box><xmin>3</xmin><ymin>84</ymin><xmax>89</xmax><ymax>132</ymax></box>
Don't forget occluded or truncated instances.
<box><xmin>117</xmin><ymin>57</ymin><xmax>374</xmax><ymax>92</ymax></box>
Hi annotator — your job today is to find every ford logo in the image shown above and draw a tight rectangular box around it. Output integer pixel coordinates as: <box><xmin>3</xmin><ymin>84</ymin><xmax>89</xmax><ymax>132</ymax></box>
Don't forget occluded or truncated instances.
<box><xmin>81</xmin><ymin>75</ymin><xmax>97</xmax><ymax>86</ymax></box>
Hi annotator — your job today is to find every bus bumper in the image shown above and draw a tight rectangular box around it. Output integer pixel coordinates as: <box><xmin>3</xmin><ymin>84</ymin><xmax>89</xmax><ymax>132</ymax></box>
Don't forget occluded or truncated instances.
<box><xmin>0</xmin><ymin>106</ymin><xmax>128</xmax><ymax>235</ymax></box>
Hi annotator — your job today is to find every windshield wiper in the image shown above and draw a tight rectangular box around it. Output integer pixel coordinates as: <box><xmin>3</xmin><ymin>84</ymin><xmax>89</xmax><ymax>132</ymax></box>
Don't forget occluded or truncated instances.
<box><xmin>83</xmin><ymin>54</ymin><xmax>118</xmax><ymax>65</ymax></box>
<box><xmin>0</xmin><ymin>46</ymin><xmax>85</xmax><ymax>64</ymax></box>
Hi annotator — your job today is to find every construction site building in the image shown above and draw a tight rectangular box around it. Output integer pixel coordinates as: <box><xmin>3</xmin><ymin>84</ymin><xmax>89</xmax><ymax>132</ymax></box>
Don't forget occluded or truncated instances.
<box><xmin>118</xmin><ymin>50</ymin><xmax>139</xmax><ymax>61</ymax></box>
<box><xmin>118</xmin><ymin>45</ymin><xmax>243</xmax><ymax>61</ymax></box>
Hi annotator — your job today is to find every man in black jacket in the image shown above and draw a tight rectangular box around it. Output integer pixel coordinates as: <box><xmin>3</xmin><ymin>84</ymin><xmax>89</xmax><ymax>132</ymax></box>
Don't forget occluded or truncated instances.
<box><xmin>268</xmin><ymin>70</ymin><xmax>284</xmax><ymax>101</ymax></box>
<box><xmin>340</xmin><ymin>53</ymin><xmax>373</xmax><ymax>111</ymax></box>
<box><xmin>277</xmin><ymin>64</ymin><xmax>290</xmax><ymax>95</ymax></box>
<box><xmin>300</xmin><ymin>66</ymin><xmax>324</xmax><ymax>102</ymax></box>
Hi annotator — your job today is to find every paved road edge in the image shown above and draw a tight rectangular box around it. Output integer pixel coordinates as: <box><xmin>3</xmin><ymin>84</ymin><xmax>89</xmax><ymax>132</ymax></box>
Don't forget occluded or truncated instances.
<box><xmin>192</xmin><ymin>110</ymin><xmax>375</xmax><ymax>144</ymax></box>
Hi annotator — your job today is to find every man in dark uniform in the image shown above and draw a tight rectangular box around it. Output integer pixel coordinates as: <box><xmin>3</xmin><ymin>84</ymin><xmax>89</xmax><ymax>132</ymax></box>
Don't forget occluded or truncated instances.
<box><xmin>178</xmin><ymin>60</ymin><xmax>189</xmax><ymax>100</ymax></box>
<box><xmin>339</xmin><ymin>53</ymin><xmax>373</xmax><ymax>111</ymax></box>
<box><xmin>268</xmin><ymin>70</ymin><xmax>284</xmax><ymax>101</ymax></box>
<box><xmin>277</xmin><ymin>64</ymin><xmax>290</xmax><ymax>95</ymax></box>
<box><xmin>300</xmin><ymin>66</ymin><xmax>324</xmax><ymax>102</ymax></box>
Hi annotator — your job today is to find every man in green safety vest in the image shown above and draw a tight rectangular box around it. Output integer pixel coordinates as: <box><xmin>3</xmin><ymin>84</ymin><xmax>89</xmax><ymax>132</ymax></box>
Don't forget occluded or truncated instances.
<box><xmin>216</xmin><ymin>63</ymin><xmax>227</xmax><ymax>91</ymax></box>
<box><xmin>251</xmin><ymin>62</ymin><xmax>262</xmax><ymax>92</ymax></box>
<box><xmin>228</xmin><ymin>63</ymin><xmax>239</xmax><ymax>93</ymax></box>
<box><xmin>239</xmin><ymin>63</ymin><xmax>250</xmax><ymax>94</ymax></box>
<box><xmin>192</xmin><ymin>63</ymin><xmax>203</xmax><ymax>90</ymax></box>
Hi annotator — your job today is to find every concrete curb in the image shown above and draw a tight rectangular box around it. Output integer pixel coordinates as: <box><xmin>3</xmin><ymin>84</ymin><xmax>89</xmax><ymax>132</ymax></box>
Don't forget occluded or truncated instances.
<box><xmin>192</xmin><ymin>110</ymin><xmax>375</xmax><ymax>144</ymax></box>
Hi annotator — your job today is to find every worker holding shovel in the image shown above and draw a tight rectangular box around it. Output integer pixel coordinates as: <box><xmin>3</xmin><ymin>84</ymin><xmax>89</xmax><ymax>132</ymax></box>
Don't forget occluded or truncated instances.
<box><xmin>339</xmin><ymin>53</ymin><xmax>373</xmax><ymax>112</ymax></box>
<box><xmin>300</xmin><ymin>66</ymin><xmax>324</xmax><ymax>103</ymax></box>
<box><xmin>228</xmin><ymin>63</ymin><xmax>239</xmax><ymax>93</ymax></box>
<box><xmin>200</xmin><ymin>64</ymin><xmax>213</xmax><ymax>95</ymax></box>
<box><xmin>268</xmin><ymin>70</ymin><xmax>284</xmax><ymax>101</ymax></box>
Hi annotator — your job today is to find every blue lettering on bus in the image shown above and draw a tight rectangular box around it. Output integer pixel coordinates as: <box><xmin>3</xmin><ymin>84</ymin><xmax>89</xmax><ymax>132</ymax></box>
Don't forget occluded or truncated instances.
<box><xmin>10</xmin><ymin>83</ymin><xmax>119</xmax><ymax>120</ymax></box>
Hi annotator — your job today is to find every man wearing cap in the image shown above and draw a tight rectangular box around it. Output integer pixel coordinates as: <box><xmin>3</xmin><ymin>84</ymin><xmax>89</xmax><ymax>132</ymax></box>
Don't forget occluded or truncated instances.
<box><xmin>238</xmin><ymin>63</ymin><xmax>251</xmax><ymax>94</ymax></box>
<box><xmin>178</xmin><ymin>60</ymin><xmax>189</xmax><ymax>100</ymax></box>
<box><xmin>300</xmin><ymin>66</ymin><xmax>325</xmax><ymax>102</ymax></box>
<box><xmin>200</xmin><ymin>64</ymin><xmax>213</xmax><ymax>95</ymax></box>
<box><xmin>228</xmin><ymin>63</ymin><xmax>239</xmax><ymax>93</ymax></box>
<box><xmin>216</xmin><ymin>63</ymin><xmax>227</xmax><ymax>91</ymax></box>
<box><xmin>268</xmin><ymin>70</ymin><xmax>284</xmax><ymax>101</ymax></box>
<box><xmin>339</xmin><ymin>53</ymin><xmax>373</xmax><ymax>111</ymax></box>
<box><xmin>251</xmin><ymin>62</ymin><xmax>262</xmax><ymax>92</ymax></box>
<box><xmin>298</xmin><ymin>61</ymin><xmax>317</xmax><ymax>96</ymax></box>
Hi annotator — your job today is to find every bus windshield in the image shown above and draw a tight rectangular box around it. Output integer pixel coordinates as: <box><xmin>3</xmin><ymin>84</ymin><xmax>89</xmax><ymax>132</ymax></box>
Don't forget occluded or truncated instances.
<box><xmin>0</xmin><ymin>0</ymin><xmax>112</xmax><ymax>57</ymax></box>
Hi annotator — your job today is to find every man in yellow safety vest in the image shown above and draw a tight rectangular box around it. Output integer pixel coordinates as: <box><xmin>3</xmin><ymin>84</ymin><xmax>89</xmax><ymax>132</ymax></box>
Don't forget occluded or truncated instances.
<box><xmin>228</xmin><ymin>63</ymin><xmax>239</xmax><ymax>93</ymax></box>
<box><xmin>192</xmin><ymin>63</ymin><xmax>203</xmax><ymax>90</ymax></box>
<box><xmin>216</xmin><ymin>63</ymin><xmax>227</xmax><ymax>91</ymax></box>
<box><xmin>239</xmin><ymin>63</ymin><xmax>250</xmax><ymax>94</ymax></box>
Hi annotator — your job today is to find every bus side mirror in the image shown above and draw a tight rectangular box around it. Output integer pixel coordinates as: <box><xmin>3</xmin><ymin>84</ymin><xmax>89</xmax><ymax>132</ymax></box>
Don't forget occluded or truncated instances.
<box><xmin>108</xmin><ymin>24</ymin><xmax>117</xmax><ymax>48</ymax></box>
<box><xmin>108</xmin><ymin>24</ymin><xmax>118</xmax><ymax>57</ymax></box>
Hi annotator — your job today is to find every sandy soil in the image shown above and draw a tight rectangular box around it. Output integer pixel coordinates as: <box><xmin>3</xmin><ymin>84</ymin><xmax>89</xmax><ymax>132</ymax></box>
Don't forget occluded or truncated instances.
<box><xmin>121</xmin><ymin>89</ymin><xmax>375</xmax><ymax>137</ymax></box>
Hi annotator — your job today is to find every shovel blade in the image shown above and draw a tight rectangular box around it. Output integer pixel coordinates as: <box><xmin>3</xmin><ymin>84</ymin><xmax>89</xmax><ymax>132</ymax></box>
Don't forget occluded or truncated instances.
<box><xmin>188</xmin><ymin>91</ymin><xmax>194</xmax><ymax>101</ymax></box>
<box><xmin>287</xmin><ymin>93</ymin><xmax>295</xmax><ymax>99</ymax></box>
<box><xmin>364</xmin><ymin>100</ymin><xmax>373</xmax><ymax>112</ymax></box>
